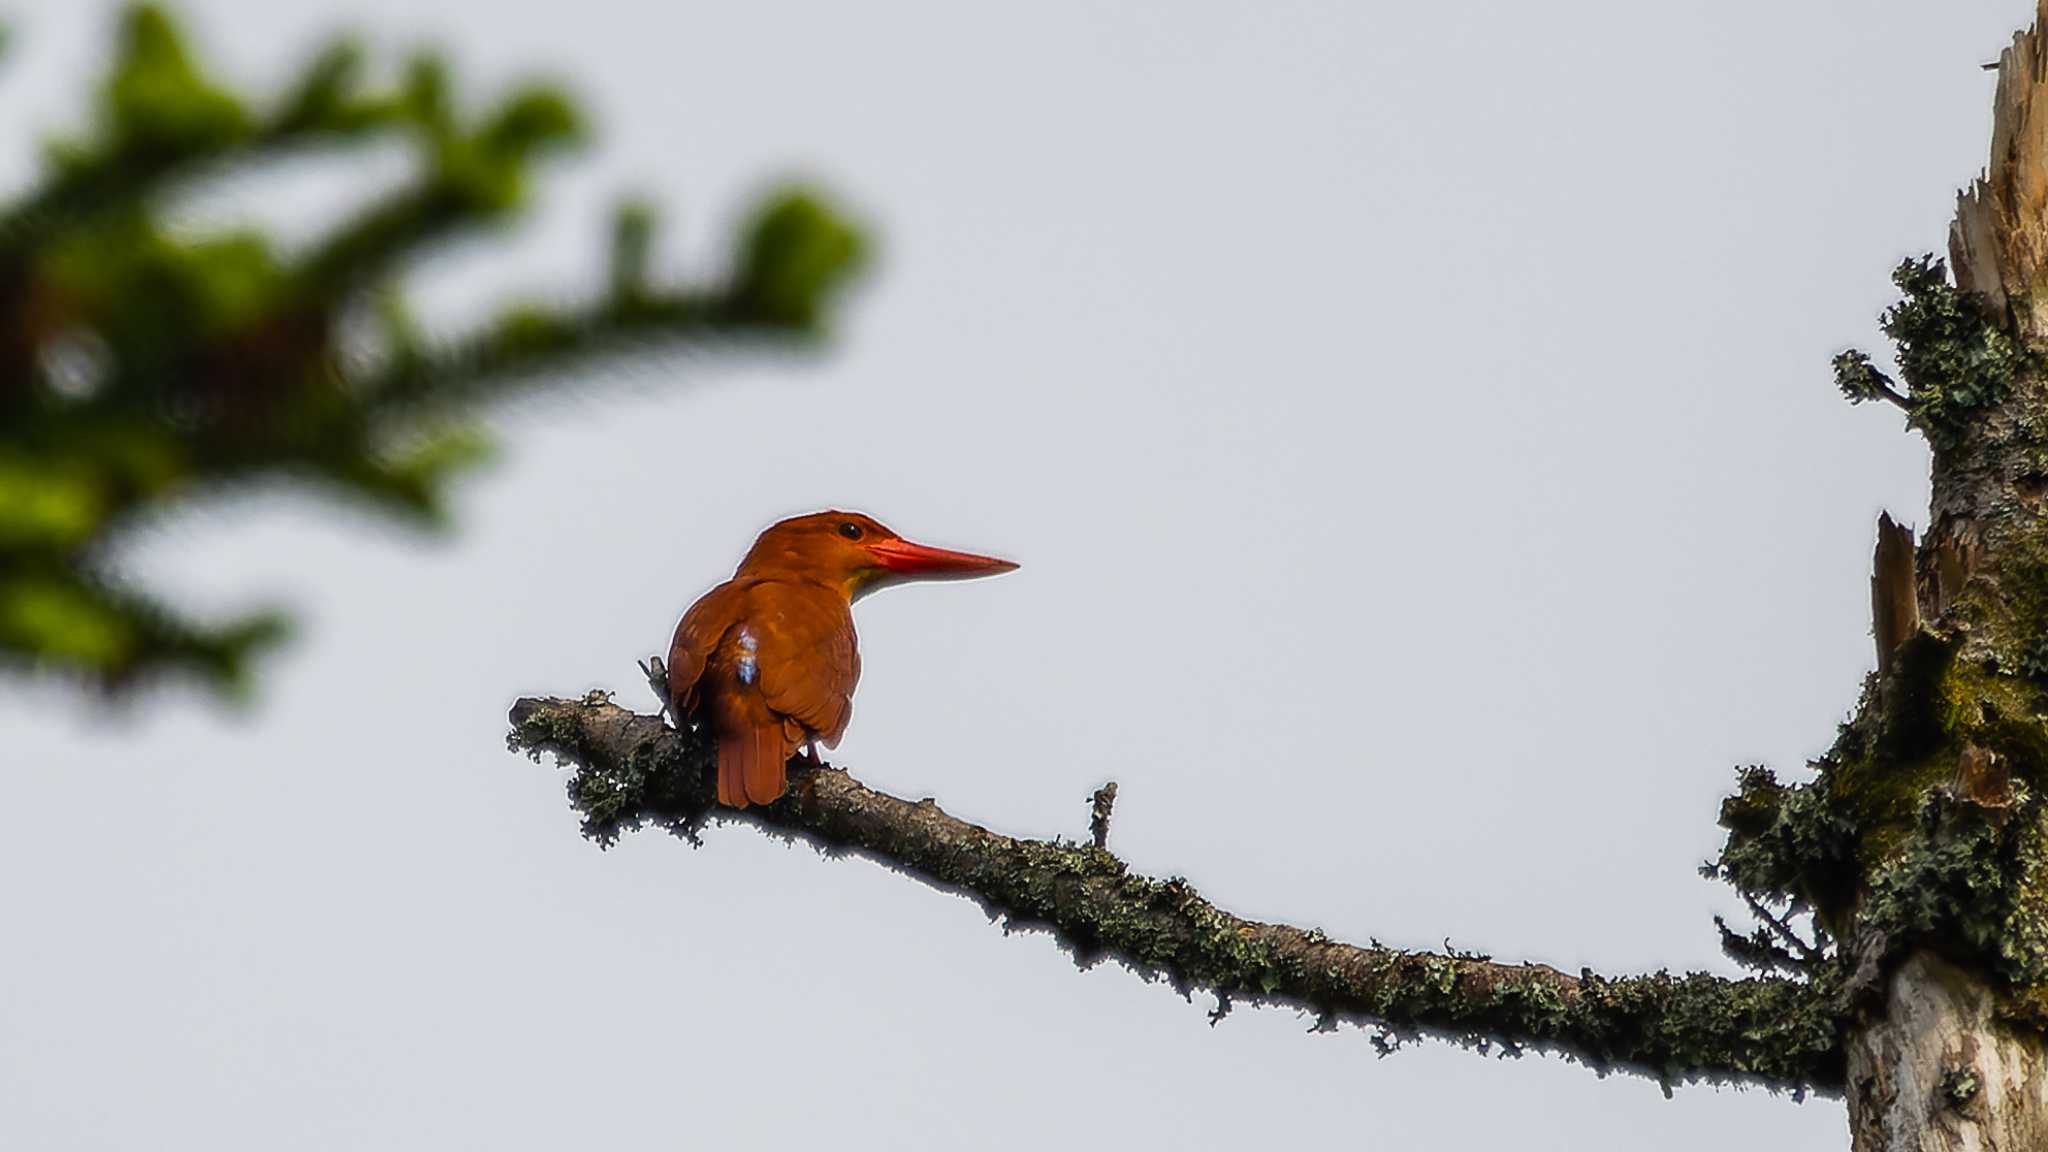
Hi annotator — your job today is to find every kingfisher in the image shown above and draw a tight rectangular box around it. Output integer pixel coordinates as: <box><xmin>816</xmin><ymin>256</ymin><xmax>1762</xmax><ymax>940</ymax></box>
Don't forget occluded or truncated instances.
<box><xmin>667</xmin><ymin>510</ymin><xmax>1018</xmax><ymax>807</ymax></box>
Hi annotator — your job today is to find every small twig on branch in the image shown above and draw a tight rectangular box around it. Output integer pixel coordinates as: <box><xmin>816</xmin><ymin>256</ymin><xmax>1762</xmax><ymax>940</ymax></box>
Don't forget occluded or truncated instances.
<box><xmin>1867</xmin><ymin>378</ymin><xmax>1912</xmax><ymax>410</ymax></box>
<box><xmin>1850</xmin><ymin>369</ymin><xmax>1913</xmax><ymax>412</ymax></box>
<box><xmin>1089</xmin><ymin>782</ymin><xmax>1118</xmax><ymax>850</ymax></box>
<box><xmin>1743</xmin><ymin>894</ymin><xmax>1824</xmax><ymax>965</ymax></box>
<box><xmin>638</xmin><ymin>655</ymin><xmax>671</xmax><ymax>721</ymax></box>
<box><xmin>506</xmin><ymin>692</ymin><xmax>1846</xmax><ymax>1093</ymax></box>
<box><xmin>1833</xmin><ymin>349</ymin><xmax>1913</xmax><ymax>413</ymax></box>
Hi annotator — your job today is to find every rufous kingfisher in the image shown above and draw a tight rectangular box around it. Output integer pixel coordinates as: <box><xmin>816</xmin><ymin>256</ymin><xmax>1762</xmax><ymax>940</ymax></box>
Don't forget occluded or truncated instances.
<box><xmin>667</xmin><ymin>511</ymin><xmax>1017</xmax><ymax>807</ymax></box>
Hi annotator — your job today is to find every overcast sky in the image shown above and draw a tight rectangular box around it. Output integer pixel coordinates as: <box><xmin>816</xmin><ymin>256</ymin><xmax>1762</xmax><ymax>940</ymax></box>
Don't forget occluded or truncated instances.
<box><xmin>1</xmin><ymin>2</ymin><xmax>2031</xmax><ymax>1148</ymax></box>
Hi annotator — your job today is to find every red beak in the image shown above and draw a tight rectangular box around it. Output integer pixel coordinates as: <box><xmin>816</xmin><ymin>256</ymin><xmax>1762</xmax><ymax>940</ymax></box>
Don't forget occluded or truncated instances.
<box><xmin>867</xmin><ymin>537</ymin><xmax>1020</xmax><ymax>580</ymax></box>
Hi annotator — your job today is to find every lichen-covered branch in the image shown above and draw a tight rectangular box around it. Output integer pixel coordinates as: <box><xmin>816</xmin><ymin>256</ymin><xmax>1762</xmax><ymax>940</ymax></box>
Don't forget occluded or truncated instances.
<box><xmin>507</xmin><ymin>693</ymin><xmax>1845</xmax><ymax>1093</ymax></box>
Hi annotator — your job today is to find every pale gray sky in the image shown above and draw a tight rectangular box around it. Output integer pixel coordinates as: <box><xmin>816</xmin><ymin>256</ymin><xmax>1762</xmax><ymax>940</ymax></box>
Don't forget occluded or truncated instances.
<box><xmin>0</xmin><ymin>2</ymin><xmax>2022</xmax><ymax>1148</ymax></box>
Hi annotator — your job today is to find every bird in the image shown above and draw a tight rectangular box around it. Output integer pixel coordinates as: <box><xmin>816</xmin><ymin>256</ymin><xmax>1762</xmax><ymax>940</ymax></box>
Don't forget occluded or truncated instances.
<box><xmin>666</xmin><ymin>510</ymin><xmax>1018</xmax><ymax>808</ymax></box>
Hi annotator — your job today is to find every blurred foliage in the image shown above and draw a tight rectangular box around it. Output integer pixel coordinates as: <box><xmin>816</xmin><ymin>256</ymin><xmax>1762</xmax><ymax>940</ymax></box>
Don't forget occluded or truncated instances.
<box><xmin>0</xmin><ymin>5</ymin><xmax>866</xmax><ymax>697</ymax></box>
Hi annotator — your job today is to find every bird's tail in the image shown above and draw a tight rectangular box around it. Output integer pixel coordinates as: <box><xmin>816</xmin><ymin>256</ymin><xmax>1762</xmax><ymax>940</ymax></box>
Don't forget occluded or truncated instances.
<box><xmin>716</xmin><ymin>725</ymin><xmax>791</xmax><ymax>808</ymax></box>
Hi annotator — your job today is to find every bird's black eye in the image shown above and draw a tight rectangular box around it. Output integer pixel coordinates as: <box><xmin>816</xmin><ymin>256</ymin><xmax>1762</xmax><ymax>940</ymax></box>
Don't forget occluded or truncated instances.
<box><xmin>838</xmin><ymin>522</ymin><xmax>864</xmax><ymax>540</ymax></box>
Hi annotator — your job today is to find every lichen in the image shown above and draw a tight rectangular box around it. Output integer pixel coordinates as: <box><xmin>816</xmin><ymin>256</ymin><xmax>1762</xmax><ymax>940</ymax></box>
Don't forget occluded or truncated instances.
<box><xmin>1854</xmin><ymin>787</ymin><xmax>2048</xmax><ymax>986</ymax></box>
<box><xmin>1834</xmin><ymin>256</ymin><xmax>2031</xmax><ymax>451</ymax></box>
<box><xmin>1942</xmin><ymin>1064</ymin><xmax>1981</xmax><ymax>1106</ymax></box>
<box><xmin>507</xmin><ymin>694</ymin><xmax>710</xmax><ymax>843</ymax></box>
<box><xmin>1711</xmin><ymin>551</ymin><xmax>2048</xmax><ymax>1017</ymax></box>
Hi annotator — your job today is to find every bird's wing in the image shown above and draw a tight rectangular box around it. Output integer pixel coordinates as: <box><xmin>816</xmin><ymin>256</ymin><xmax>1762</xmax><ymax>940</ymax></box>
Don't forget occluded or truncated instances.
<box><xmin>753</xmin><ymin>585</ymin><xmax>860</xmax><ymax>748</ymax></box>
<box><xmin>666</xmin><ymin>580</ymin><xmax>747</xmax><ymax>716</ymax></box>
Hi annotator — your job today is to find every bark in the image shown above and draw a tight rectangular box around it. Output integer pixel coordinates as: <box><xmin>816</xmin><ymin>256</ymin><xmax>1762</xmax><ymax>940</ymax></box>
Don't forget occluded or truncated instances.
<box><xmin>1847</xmin><ymin>955</ymin><xmax>2048</xmax><ymax>1152</ymax></box>
<box><xmin>1941</xmin><ymin>5</ymin><xmax>2048</xmax><ymax>551</ymax></box>
<box><xmin>1875</xmin><ymin>513</ymin><xmax>1921</xmax><ymax>677</ymax></box>
<box><xmin>507</xmin><ymin>693</ymin><xmax>1843</xmax><ymax>1092</ymax></box>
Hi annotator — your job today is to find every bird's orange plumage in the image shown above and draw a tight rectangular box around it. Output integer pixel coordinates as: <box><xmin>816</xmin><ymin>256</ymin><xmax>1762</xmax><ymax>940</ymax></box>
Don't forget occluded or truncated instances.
<box><xmin>667</xmin><ymin>511</ymin><xmax>1017</xmax><ymax>807</ymax></box>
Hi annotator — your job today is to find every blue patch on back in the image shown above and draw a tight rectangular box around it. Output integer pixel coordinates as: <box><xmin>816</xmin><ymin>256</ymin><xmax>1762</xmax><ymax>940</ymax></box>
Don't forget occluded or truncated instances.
<box><xmin>736</xmin><ymin>627</ymin><xmax>759</xmax><ymax>685</ymax></box>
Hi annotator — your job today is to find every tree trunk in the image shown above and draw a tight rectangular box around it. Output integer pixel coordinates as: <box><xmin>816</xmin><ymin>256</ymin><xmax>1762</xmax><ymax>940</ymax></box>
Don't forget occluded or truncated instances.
<box><xmin>1847</xmin><ymin>955</ymin><xmax>2048</xmax><ymax>1152</ymax></box>
<box><xmin>1829</xmin><ymin>9</ymin><xmax>2048</xmax><ymax>1147</ymax></box>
